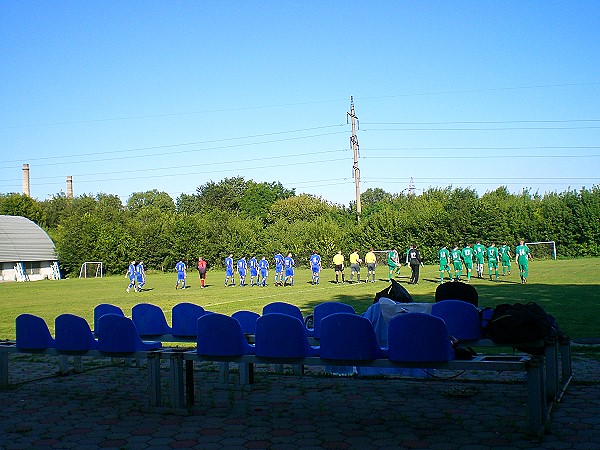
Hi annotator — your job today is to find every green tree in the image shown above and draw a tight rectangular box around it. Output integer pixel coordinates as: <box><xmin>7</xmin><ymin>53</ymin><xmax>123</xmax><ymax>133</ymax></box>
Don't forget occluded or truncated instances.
<box><xmin>0</xmin><ymin>193</ymin><xmax>45</xmax><ymax>224</ymax></box>
<box><xmin>127</xmin><ymin>190</ymin><xmax>174</xmax><ymax>213</ymax></box>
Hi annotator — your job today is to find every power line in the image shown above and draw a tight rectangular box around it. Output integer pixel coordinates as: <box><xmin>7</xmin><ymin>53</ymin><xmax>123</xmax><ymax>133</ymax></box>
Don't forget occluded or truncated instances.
<box><xmin>4</xmin><ymin>125</ymin><xmax>348</xmax><ymax>165</ymax></box>
<box><xmin>356</xmin><ymin>81</ymin><xmax>600</xmax><ymax>101</ymax></box>
<box><xmin>4</xmin><ymin>81</ymin><xmax>598</xmax><ymax>130</ymax></box>
<box><xmin>363</xmin><ymin>177</ymin><xmax>598</xmax><ymax>182</ymax></box>
<box><xmin>363</xmin><ymin>126</ymin><xmax>600</xmax><ymax>131</ymax></box>
<box><xmin>363</xmin><ymin>154</ymin><xmax>600</xmax><ymax>160</ymax></box>
<box><xmin>22</xmin><ymin>158</ymin><xmax>345</xmax><ymax>187</ymax></box>
<box><xmin>363</xmin><ymin>146</ymin><xmax>600</xmax><ymax>151</ymax></box>
<box><xmin>19</xmin><ymin>150</ymin><xmax>346</xmax><ymax>181</ymax></box>
<box><xmin>362</xmin><ymin>119</ymin><xmax>600</xmax><ymax>125</ymax></box>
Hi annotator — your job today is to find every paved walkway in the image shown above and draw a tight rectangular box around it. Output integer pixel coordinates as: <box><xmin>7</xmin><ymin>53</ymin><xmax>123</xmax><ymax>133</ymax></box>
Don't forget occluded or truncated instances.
<box><xmin>0</xmin><ymin>352</ymin><xmax>599</xmax><ymax>449</ymax></box>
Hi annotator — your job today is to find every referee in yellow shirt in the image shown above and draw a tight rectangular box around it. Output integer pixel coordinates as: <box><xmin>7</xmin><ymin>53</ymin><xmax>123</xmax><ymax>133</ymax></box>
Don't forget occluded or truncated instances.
<box><xmin>349</xmin><ymin>249</ymin><xmax>362</xmax><ymax>283</ymax></box>
<box><xmin>332</xmin><ymin>251</ymin><xmax>345</xmax><ymax>284</ymax></box>
<box><xmin>364</xmin><ymin>248</ymin><xmax>377</xmax><ymax>283</ymax></box>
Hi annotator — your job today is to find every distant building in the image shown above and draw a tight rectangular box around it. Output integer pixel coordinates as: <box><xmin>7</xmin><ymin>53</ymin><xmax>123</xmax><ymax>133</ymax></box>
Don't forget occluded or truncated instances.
<box><xmin>0</xmin><ymin>215</ymin><xmax>60</xmax><ymax>282</ymax></box>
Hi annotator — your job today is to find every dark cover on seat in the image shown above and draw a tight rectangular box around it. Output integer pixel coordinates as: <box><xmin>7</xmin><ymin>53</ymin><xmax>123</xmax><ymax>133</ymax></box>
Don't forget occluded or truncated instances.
<box><xmin>435</xmin><ymin>281</ymin><xmax>478</xmax><ymax>307</ymax></box>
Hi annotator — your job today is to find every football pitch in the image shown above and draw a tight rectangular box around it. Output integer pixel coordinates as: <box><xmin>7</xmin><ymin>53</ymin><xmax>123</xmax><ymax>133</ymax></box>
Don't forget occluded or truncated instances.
<box><xmin>0</xmin><ymin>258</ymin><xmax>598</xmax><ymax>341</ymax></box>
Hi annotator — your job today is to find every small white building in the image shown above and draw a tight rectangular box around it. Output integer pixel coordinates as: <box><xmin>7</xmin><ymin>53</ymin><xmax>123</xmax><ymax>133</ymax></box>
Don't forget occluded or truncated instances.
<box><xmin>0</xmin><ymin>215</ymin><xmax>60</xmax><ymax>282</ymax></box>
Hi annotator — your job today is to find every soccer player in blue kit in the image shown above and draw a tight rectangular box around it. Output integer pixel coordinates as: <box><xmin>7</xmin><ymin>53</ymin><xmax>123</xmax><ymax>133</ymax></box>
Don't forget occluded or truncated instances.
<box><xmin>258</xmin><ymin>256</ymin><xmax>269</xmax><ymax>287</ymax></box>
<box><xmin>126</xmin><ymin>260</ymin><xmax>137</xmax><ymax>293</ymax></box>
<box><xmin>310</xmin><ymin>251</ymin><xmax>321</xmax><ymax>285</ymax></box>
<box><xmin>284</xmin><ymin>252</ymin><xmax>295</xmax><ymax>286</ymax></box>
<box><xmin>224</xmin><ymin>254</ymin><xmax>235</xmax><ymax>287</ymax></box>
<box><xmin>248</xmin><ymin>255</ymin><xmax>258</xmax><ymax>286</ymax></box>
<box><xmin>274</xmin><ymin>252</ymin><xmax>284</xmax><ymax>286</ymax></box>
<box><xmin>237</xmin><ymin>256</ymin><xmax>247</xmax><ymax>287</ymax></box>
<box><xmin>175</xmin><ymin>259</ymin><xmax>186</xmax><ymax>289</ymax></box>
<box><xmin>136</xmin><ymin>260</ymin><xmax>146</xmax><ymax>290</ymax></box>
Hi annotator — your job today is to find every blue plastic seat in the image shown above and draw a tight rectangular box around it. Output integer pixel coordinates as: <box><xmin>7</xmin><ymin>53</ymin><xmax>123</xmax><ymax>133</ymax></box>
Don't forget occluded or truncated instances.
<box><xmin>16</xmin><ymin>314</ymin><xmax>55</xmax><ymax>350</ymax></box>
<box><xmin>197</xmin><ymin>313</ymin><xmax>254</xmax><ymax>356</ymax></box>
<box><xmin>132</xmin><ymin>303</ymin><xmax>172</xmax><ymax>336</ymax></box>
<box><xmin>262</xmin><ymin>301</ymin><xmax>304</xmax><ymax>323</ymax></box>
<box><xmin>388</xmin><ymin>313</ymin><xmax>455</xmax><ymax>362</ymax></box>
<box><xmin>97</xmin><ymin>314</ymin><xmax>162</xmax><ymax>353</ymax></box>
<box><xmin>93</xmin><ymin>304</ymin><xmax>124</xmax><ymax>337</ymax></box>
<box><xmin>431</xmin><ymin>300</ymin><xmax>484</xmax><ymax>340</ymax></box>
<box><xmin>232</xmin><ymin>310</ymin><xmax>261</xmax><ymax>335</ymax></box>
<box><xmin>255</xmin><ymin>313</ymin><xmax>319</xmax><ymax>358</ymax></box>
<box><xmin>313</xmin><ymin>302</ymin><xmax>356</xmax><ymax>339</ymax></box>
<box><xmin>172</xmin><ymin>303</ymin><xmax>206</xmax><ymax>337</ymax></box>
<box><xmin>55</xmin><ymin>314</ymin><xmax>98</xmax><ymax>352</ymax></box>
<box><xmin>320</xmin><ymin>313</ymin><xmax>387</xmax><ymax>360</ymax></box>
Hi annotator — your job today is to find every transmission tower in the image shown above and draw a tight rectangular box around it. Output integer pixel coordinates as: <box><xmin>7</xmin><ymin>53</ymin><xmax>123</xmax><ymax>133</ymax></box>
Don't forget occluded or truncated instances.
<box><xmin>408</xmin><ymin>177</ymin><xmax>416</xmax><ymax>196</ymax></box>
<box><xmin>347</xmin><ymin>96</ymin><xmax>361</xmax><ymax>219</ymax></box>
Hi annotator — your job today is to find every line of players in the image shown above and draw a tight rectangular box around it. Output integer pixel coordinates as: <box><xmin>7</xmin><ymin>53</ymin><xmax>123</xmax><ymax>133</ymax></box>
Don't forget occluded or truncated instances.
<box><xmin>225</xmin><ymin>249</ymin><xmax>378</xmax><ymax>287</ymax></box>
<box><xmin>224</xmin><ymin>252</ymin><xmax>311</xmax><ymax>287</ymax></box>
<box><xmin>438</xmin><ymin>240</ymin><xmax>532</xmax><ymax>284</ymax></box>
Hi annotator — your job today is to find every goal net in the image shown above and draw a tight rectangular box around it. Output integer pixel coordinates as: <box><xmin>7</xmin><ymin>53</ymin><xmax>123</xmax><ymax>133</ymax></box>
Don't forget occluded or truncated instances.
<box><xmin>372</xmin><ymin>250</ymin><xmax>402</xmax><ymax>267</ymax></box>
<box><xmin>79</xmin><ymin>262</ymin><xmax>104</xmax><ymax>279</ymax></box>
<box><xmin>525</xmin><ymin>241</ymin><xmax>557</xmax><ymax>260</ymax></box>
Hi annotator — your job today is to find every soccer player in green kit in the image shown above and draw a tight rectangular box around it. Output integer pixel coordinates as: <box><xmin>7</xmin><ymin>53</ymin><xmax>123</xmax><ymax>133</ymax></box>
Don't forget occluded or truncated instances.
<box><xmin>462</xmin><ymin>243</ymin><xmax>474</xmax><ymax>282</ymax></box>
<box><xmin>438</xmin><ymin>245</ymin><xmax>452</xmax><ymax>283</ymax></box>
<box><xmin>487</xmin><ymin>242</ymin><xmax>500</xmax><ymax>281</ymax></box>
<box><xmin>473</xmin><ymin>240</ymin><xmax>486</xmax><ymax>278</ymax></box>
<box><xmin>500</xmin><ymin>242</ymin><xmax>512</xmax><ymax>275</ymax></box>
<box><xmin>387</xmin><ymin>248</ymin><xmax>401</xmax><ymax>281</ymax></box>
<box><xmin>515</xmin><ymin>239</ymin><xmax>532</xmax><ymax>284</ymax></box>
<box><xmin>450</xmin><ymin>245</ymin><xmax>463</xmax><ymax>282</ymax></box>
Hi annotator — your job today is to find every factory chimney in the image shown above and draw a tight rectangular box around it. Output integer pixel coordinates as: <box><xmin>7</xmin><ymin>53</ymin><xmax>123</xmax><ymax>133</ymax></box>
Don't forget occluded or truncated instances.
<box><xmin>22</xmin><ymin>164</ymin><xmax>30</xmax><ymax>197</ymax></box>
<box><xmin>66</xmin><ymin>176</ymin><xmax>73</xmax><ymax>198</ymax></box>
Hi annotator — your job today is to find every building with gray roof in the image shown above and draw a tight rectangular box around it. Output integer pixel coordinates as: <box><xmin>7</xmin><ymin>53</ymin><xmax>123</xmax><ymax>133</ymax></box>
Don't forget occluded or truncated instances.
<box><xmin>0</xmin><ymin>215</ymin><xmax>59</xmax><ymax>282</ymax></box>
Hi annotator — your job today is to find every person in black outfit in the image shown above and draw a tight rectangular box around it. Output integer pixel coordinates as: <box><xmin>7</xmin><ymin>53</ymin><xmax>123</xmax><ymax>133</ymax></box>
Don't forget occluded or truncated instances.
<box><xmin>407</xmin><ymin>244</ymin><xmax>424</xmax><ymax>284</ymax></box>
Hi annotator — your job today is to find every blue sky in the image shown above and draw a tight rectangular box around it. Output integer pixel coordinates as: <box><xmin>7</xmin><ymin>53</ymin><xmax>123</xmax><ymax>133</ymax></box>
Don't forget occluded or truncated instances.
<box><xmin>1</xmin><ymin>1</ymin><xmax>599</xmax><ymax>206</ymax></box>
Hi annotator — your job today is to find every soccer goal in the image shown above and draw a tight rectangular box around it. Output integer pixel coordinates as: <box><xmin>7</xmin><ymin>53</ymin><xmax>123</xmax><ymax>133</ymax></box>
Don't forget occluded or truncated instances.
<box><xmin>373</xmin><ymin>250</ymin><xmax>393</xmax><ymax>267</ymax></box>
<box><xmin>525</xmin><ymin>241</ymin><xmax>557</xmax><ymax>260</ymax></box>
<box><xmin>79</xmin><ymin>261</ymin><xmax>103</xmax><ymax>279</ymax></box>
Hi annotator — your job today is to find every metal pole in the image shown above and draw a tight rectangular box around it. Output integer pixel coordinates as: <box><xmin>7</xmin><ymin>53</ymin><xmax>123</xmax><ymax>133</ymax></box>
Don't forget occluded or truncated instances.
<box><xmin>347</xmin><ymin>97</ymin><xmax>361</xmax><ymax>220</ymax></box>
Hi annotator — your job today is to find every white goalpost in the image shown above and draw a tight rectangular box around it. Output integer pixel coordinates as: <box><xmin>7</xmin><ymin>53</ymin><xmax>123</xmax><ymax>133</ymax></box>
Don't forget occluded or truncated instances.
<box><xmin>79</xmin><ymin>261</ymin><xmax>104</xmax><ymax>279</ymax></box>
<box><xmin>525</xmin><ymin>241</ymin><xmax>557</xmax><ymax>260</ymax></box>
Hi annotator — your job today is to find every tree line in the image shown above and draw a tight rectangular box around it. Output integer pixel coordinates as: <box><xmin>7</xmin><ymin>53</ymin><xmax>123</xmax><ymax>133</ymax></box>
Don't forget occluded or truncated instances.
<box><xmin>1</xmin><ymin>177</ymin><xmax>599</xmax><ymax>276</ymax></box>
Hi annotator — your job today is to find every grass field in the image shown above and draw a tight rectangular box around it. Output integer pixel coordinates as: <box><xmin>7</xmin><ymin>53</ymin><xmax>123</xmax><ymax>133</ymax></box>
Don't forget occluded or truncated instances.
<box><xmin>0</xmin><ymin>258</ymin><xmax>598</xmax><ymax>340</ymax></box>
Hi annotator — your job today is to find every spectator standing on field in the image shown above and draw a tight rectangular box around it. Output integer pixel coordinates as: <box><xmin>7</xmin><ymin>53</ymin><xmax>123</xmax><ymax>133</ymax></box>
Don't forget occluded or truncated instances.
<box><xmin>224</xmin><ymin>254</ymin><xmax>235</xmax><ymax>287</ymax></box>
<box><xmin>333</xmin><ymin>250</ymin><xmax>345</xmax><ymax>284</ymax></box>
<box><xmin>500</xmin><ymin>242</ymin><xmax>512</xmax><ymax>276</ymax></box>
<box><xmin>136</xmin><ymin>260</ymin><xmax>146</xmax><ymax>291</ymax></box>
<box><xmin>462</xmin><ymin>243</ymin><xmax>474</xmax><ymax>282</ymax></box>
<box><xmin>450</xmin><ymin>245</ymin><xmax>464</xmax><ymax>282</ymax></box>
<box><xmin>487</xmin><ymin>242</ymin><xmax>500</xmax><ymax>281</ymax></box>
<box><xmin>309</xmin><ymin>251</ymin><xmax>322</xmax><ymax>285</ymax></box>
<box><xmin>349</xmin><ymin>249</ymin><xmax>362</xmax><ymax>283</ymax></box>
<box><xmin>515</xmin><ymin>239</ymin><xmax>532</xmax><ymax>284</ymax></box>
<box><xmin>407</xmin><ymin>244</ymin><xmax>423</xmax><ymax>284</ymax></box>
<box><xmin>473</xmin><ymin>241</ymin><xmax>486</xmax><ymax>278</ymax></box>
<box><xmin>364</xmin><ymin>248</ymin><xmax>377</xmax><ymax>282</ymax></box>
<box><xmin>438</xmin><ymin>246</ymin><xmax>452</xmax><ymax>284</ymax></box>
<box><xmin>175</xmin><ymin>259</ymin><xmax>187</xmax><ymax>289</ymax></box>
<box><xmin>126</xmin><ymin>260</ymin><xmax>137</xmax><ymax>293</ymax></box>
<box><xmin>197</xmin><ymin>257</ymin><xmax>207</xmax><ymax>288</ymax></box>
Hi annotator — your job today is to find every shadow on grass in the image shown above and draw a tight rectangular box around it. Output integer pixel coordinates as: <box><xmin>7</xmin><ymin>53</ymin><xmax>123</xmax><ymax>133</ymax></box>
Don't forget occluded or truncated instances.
<box><xmin>300</xmin><ymin>280</ymin><xmax>599</xmax><ymax>340</ymax></box>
